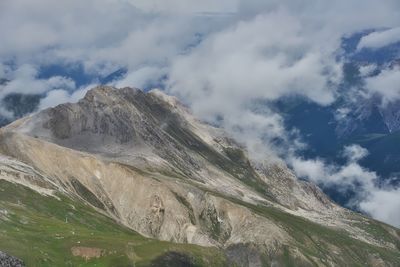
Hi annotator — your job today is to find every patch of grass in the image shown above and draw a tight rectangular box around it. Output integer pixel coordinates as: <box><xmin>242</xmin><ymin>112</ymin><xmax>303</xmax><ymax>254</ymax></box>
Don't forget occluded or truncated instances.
<box><xmin>282</xmin><ymin>245</ymin><xmax>296</xmax><ymax>267</ymax></box>
<box><xmin>0</xmin><ymin>180</ymin><xmax>227</xmax><ymax>267</ymax></box>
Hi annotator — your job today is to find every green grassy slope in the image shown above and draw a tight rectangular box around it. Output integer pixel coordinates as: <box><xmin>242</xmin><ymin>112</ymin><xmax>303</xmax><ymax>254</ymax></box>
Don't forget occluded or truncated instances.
<box><xmin>228</xmin><ymin>197</ymin><xmax>400</xmax><ymax>266</ymax></box>
<box><xmin>193</xmin><ymin>185</ymin><xmax>400</xmax><ymax>267</ymax></box>
<box><xmin>1</xmin><ymin>178</ymin><xmax>400</xmax><ymax>267</ymax></box>
<box><xmin>0</xmin><ymin>180</ymin><xmax>228</xmax><ymax>267</ymax></box>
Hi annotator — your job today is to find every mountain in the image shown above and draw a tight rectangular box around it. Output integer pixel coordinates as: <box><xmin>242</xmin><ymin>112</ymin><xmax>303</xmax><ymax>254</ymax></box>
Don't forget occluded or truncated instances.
<box><xmin>0</xmin><ymin>86</ymin><xmax>399</xmax><ymax>266</ymax></box>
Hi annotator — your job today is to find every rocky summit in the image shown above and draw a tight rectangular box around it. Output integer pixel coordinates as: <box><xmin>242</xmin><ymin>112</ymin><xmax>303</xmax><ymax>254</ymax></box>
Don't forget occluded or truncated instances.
<box><xmin>0</xmin><ymin>86</ymin><xmax>399</xmax><ymax>266</ymax></box>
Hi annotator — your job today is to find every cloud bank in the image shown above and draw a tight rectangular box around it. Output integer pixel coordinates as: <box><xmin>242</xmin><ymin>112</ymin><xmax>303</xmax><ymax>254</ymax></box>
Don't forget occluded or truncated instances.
<box><xmin>365</xmin><ymin>67</ymin><xmax>400</xmax><ymax>105</ymax></box>
<box><xmin>357</xmin><ymin>27</ymin><xmax>400</xmax><ymax>50</ymax></box>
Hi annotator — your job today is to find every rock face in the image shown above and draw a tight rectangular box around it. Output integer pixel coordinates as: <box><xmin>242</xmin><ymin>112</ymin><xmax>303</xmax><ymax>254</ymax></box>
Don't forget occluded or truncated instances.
<box><xmin>0</xmin><ymin>251</ymin><xmax>25</xmax><ymax>267</ymax></box>
<box><xmin>0</xmin><ymin>86</ymin><xmax>399</xmax><ymax>266</ymax></box>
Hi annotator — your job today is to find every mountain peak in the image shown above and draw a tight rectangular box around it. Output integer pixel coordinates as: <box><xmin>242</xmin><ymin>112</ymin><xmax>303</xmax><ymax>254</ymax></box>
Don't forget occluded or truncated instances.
<box><xmin>1</xmin><ymin>85</ymin><xmax>399</xmax><ymax>266</ymax></box>
<box><xmin>82</xmin><ymin>85</ymin><xmax>141</xmax><ymax>102</ymax></box>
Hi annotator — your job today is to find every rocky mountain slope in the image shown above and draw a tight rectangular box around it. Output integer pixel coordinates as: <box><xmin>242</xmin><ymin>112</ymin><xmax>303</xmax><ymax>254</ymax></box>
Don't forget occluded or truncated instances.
<box><xmin>0</xmin><ymin>86</ymin><xmax>399</xmax><ymax>266</ymax></box>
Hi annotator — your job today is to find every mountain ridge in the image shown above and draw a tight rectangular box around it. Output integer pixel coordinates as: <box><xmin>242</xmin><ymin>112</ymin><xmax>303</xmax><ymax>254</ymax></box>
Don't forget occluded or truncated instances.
<box><xmin>1</xmin><ymin>85</ymin><xmax>399</xmax><ymax>266</ymax></box>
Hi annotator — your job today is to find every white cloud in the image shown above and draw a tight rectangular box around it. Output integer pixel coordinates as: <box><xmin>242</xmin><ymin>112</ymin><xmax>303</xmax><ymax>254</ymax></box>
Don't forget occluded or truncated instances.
<box><xmin>357</xmin><ymin>27</ymin><xmax>400</xmax><ymax>50</ymax></box>
<box><xmin>38</xmin><ymin>84</ymin><xmax>94</xmax><ymax>110</ymax></box>
<box><xmin>343</xmin><ymin>144</ymin><xmax>369</xmax><ymax>162</ymax></box>
<box><xmin>359</xmin><ymin>64</ymin><xmax>377</xmax><ymax>77</ymax></box>
<box><xmin>0</xmin><ymin>64</ymin><xmax>77</xmax><ymax>119</ymax></box>
<box><xmin>360</xmin><ymin>187</ymin><xmax>400</xmax><ymax>227</ymax></box>
<box><xmin>0</xmin><ymin>0</ymin><xmax>231</xmax><ymax>74</ymax></box>
<box><xmin>291</xmin><ymin>145</ymin><xmax>400</xmax><ymax>227</ymax></box>
<box><xmin>291</xmin><ymin>157</ymin><xmax>376</xmax><ymax>189</ymax></box>
<box><xmin>38</xmin><ymin>90</ymin><xmax>72</xmax><ymax>110</ymax></box>
<box><xmin>291</xmin><ymin>158</ymin><xmax>329</xmax><ymax>183</ymax></box>
<box><xmin>0</xmin><ymin>65</ymin><xmax>75</xmax><ymax>99</ymax></box>
<box><xmin>365</xmin><ymin>67</ymin><xmax>400</xmax><ymax>105</ymax></box>
<box><xmin>167</xmin><ymin>11</ymin><xmax>341</xmax><ymax>108</ymax></box>
<box><xmin>113</xmin><ymin>66</ymin><xmax>167</xmax><ymax>89</ymax></box>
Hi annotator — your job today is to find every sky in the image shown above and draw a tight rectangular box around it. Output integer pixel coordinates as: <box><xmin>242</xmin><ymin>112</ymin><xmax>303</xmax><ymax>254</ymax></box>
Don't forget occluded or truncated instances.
<box><xmin>1</xmin><ymin>0</ymin><xmax>400</xmax><ymax>226</ymax></box>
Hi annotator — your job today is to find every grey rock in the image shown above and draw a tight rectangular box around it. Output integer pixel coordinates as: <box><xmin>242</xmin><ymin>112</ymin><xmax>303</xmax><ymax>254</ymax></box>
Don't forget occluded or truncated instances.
<box><xmin>0</xmin><ymin>251</ymin><xmax>25</xmax><ymax>267</ymax></box>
